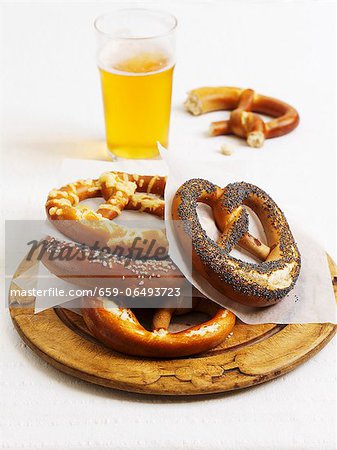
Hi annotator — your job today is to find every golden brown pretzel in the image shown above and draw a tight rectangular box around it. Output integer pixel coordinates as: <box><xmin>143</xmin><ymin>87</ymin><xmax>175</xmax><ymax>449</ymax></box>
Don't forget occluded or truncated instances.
<box><xmin>41</xmin><ymin>238</ymin><xmax>235</xmax><ymax>358</ymax></box>
<box><xmin>172</xmin><ymin>179</ymin><xmax>301</xmax><ymax>307</ymax></box>
<box><xmin>82</xmin><ymin>297</ymin><xmax>235</xmax><ymax>357</ymax></box>
<box><xmin>45</xmin><ymin>172</ymin><xmax>167</xmax><ymax>258</ymax></box>
<box><xmin>184</xmin><ymin>87</ymin><xmax>300</xmax><ymax>147</ymax></box>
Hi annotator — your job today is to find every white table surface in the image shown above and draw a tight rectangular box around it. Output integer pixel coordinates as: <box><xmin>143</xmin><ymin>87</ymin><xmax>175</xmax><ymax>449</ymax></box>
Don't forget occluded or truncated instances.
<box><xmin>1</xmin><ymin>1</ymin><xmax>336</xmax><ymax>449</ymax></box>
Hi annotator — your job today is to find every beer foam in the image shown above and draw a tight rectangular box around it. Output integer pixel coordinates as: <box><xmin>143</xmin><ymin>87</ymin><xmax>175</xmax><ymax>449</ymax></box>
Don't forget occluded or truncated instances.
<box><xmin>97</xmin><ymin>41</ymin><xmax>174</xmax><ymax>75</ymax></box>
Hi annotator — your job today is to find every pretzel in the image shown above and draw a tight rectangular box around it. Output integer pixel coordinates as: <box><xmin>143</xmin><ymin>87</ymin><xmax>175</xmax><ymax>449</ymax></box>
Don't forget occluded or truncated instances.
<box><xmin>40</xmin><ymin>236</ymin><xmax>185</xmax><ymax>291</ymax></box>
<box><xmin>39</xmin><ymin>237</ymin><xmax>235</xmax><ymax>358</ymax></box>
<box><xmin>82</xmin><ymin>297</ymin><xmax>235</xmax><ymax>357</ymax></box>
<box><xmin>45</xmin><ymin>172</ymin><xmax>167</xmax><ymax>258</ymax></box>
<box><xmin>172</xmin><ymin>179</ymin><xmax>301</xmax><ymax>307</ymax></box>
<box><xmin>184</xmin><ymin>87</ymin><xmax>300</xmax><ymax>147</ymax></box>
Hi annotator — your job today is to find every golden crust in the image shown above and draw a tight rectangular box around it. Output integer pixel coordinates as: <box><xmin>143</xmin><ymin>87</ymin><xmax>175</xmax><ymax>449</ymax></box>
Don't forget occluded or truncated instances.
<box><xmin>185</xmin><ymin>87</ymin><xmax>299</xmax><ymax>147</ymax></box>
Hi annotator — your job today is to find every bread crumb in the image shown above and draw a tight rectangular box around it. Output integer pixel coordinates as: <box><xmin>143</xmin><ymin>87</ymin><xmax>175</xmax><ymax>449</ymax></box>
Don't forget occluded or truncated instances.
<box><xmin>220</xmin><ymin>144</ymin><xmax>234</xmax><ymax>156</ymax></box>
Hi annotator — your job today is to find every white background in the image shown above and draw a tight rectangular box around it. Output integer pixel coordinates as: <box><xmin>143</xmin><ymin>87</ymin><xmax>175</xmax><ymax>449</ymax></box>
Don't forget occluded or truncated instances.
<box><xmin>0</xmin><ymin>1</ymin><xmax>336</xmax><ymax>449</ymax></box>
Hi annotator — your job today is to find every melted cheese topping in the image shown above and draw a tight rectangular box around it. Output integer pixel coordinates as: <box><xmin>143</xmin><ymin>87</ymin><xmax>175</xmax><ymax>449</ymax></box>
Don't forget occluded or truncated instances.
<box><xmin>50</xmin><ymin>198</ymin><xmax>72</xmax><ymax>206</ymax></box>
<box><xmin>99</xmin><ymin>172</ymin><xmax>136</xmax><ymax>197</ymax></box>
<box><xmin>147</xmin><ymin>176</ymin><xmax>158</xmax><ymax>193</ymax></box>
<box><xmin>130</xmin><ymin>193</ymin><xmax>164</xmax><ymax>211</ymax></box>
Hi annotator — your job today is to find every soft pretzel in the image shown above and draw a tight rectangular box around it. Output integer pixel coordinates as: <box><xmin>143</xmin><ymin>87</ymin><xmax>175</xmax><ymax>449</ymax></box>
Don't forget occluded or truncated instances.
<box><xmin>39</xmin><ymin>237</ymin><xmax>235</xmax><ymax>358</ymax></box>
<box><xmin>184</xmin><ymin>87</ymin><xmax>300</xmax><ymax>147</ymax></box>
<box><xmin>172</xmin><ymin>179</ymin><xmax>301</xmax><ymax>307</ymax></box>
<box><xmin>45</xmin><ymin>172</ymin><xmax>167</xmax><ymax>258</ymax></box>
<box><xmin>40</xmin><ymin>236</ymin><xmax>184</xmax><ymax>291</ymax></box>
<box><xmin>82</xmin><ymin>297</ymin><xmax>235</xmax><ymax>358</ymax></box>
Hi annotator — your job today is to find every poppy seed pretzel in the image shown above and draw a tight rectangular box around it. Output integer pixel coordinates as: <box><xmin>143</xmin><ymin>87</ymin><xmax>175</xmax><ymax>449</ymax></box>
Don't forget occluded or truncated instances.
<box><xmin>172</xmin><ymin>179</ymin><xmax>301</xmax><ymax>307</ymax></box>
<box><xmin>184</xmin><ymin>86</ymin><xmax>300</xmax><ymax>148</ymax></box>
<box><xmin>45</xmin><ymin>172</ymin><xmax>167</xmax><ymax>258</ymax></box>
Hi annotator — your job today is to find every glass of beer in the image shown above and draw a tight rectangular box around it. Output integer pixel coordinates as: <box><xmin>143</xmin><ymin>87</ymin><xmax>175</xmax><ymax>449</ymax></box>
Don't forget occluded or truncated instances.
<box><xmin>95</xmin><ymin>9</ymin><xmax>177</xmax><ymax>159</ymax></box>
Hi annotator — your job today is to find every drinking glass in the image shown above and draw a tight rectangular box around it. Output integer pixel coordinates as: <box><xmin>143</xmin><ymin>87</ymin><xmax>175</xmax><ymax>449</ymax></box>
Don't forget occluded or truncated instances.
<box><xmin>95</xmin><ymin>9</ymin><xmax>177</xmax><ymax>159</ymax></box>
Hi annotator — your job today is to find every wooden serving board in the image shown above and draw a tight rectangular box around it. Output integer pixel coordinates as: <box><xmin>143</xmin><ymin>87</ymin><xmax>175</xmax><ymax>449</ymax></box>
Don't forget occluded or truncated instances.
<box><xmin>9</xmin><ymin>256</ymin><xmax>337</xmax><ymax>396</ymax></box>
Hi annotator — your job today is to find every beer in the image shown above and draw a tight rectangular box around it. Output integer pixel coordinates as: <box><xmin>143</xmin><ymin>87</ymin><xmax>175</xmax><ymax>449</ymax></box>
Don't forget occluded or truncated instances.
<box><xmin>100</xmin><ymin>52</ymin><xmax>174</xmax><ymax>159</ymax></box>
<box><xmin>95</xmin><ymin>9</ymin><xmax>177</xmax><ymax>159</ymax></box>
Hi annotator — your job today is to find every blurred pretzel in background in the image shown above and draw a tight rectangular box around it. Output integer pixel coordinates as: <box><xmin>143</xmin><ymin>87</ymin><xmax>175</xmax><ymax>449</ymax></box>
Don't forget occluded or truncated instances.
<box><xmin>184</xmin><ymin>87</ymin><xmax>300</xmax><ymax>148</ymax></box>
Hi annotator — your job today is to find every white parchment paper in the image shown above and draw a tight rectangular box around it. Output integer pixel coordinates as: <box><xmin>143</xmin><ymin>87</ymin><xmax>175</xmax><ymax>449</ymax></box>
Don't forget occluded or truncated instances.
<box><xmin>13</xmin><ymin>157</ymin><xmax>337</xmax><ymax>323</ymax></box>
<box><xmin>159</xmin><ymin>146</ymin><xmax>336</xmax><ymax>324</ymax></box>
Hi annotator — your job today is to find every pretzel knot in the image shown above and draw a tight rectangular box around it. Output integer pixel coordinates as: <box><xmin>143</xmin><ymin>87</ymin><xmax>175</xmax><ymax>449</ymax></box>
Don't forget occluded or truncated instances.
<box><xmin>82</xmin><ymin>297</ymin><xmax>235</xmax><ymax>358</ymax></box>
<box><xmin>45</xmin><ymin>172</ymin><xmax>167</xmax><ymax>258</ymax></box>
<box><xmin>172</xmin><ymin>180</ymin><xmax>301</xmax><ymax>307</ymax></box>
<box><xmin>184</xmin><ymin>87</ymin><xmax>300</xmax><ymax>147</ymax></box>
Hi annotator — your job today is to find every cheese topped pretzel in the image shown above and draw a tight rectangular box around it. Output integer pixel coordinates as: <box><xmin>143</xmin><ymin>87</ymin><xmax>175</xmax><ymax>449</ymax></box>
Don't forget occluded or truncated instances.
<box><xmin>45</xmin><ymin>172</ymin><xmax>167</xmax><ymax>258</ymax></box>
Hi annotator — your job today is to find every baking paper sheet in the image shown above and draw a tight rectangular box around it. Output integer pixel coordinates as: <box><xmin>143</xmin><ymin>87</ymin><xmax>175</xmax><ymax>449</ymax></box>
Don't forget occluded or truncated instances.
<box><xmin>12</xmin><ymin>157</ymin><xmax>337</xmax><ymax>323</ymax></box>
<box><xmin>158</xmin><ymin>146</ymin><xmax>336</xmax><ymax>324</ymax></box>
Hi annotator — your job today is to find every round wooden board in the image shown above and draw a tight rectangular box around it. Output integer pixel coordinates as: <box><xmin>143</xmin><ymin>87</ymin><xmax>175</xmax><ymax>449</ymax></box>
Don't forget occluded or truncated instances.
<box><xmin>9</xmin><ymin>256</ymin><xmax>337</xmax><ymax>396</ymax></box>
